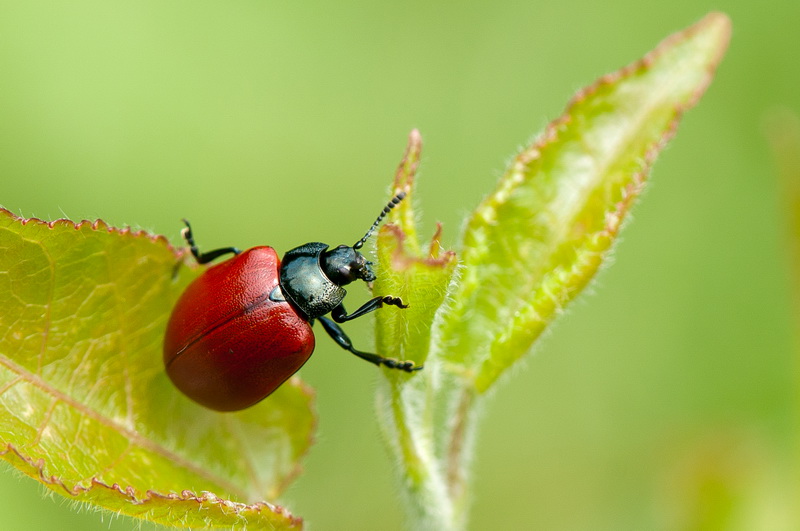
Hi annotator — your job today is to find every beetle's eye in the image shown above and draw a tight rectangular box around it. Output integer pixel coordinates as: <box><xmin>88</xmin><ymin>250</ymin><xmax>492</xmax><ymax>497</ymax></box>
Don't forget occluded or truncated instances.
<box><xmin>337</xmin><ymin>265</ymin><xmax>357</xmax><ymax>282</ymax></box>
<box><xmin>322</xmin><ymin>246</ymin><xmax>369</xmax><ymax>285</ymax></box>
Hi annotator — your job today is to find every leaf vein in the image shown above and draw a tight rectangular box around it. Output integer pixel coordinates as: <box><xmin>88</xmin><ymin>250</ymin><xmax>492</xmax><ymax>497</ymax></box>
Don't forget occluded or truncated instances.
<box><xmin>0</xmin><ymin>355</ymin><xmax>247</xmax><ymax>499</ymax></box>
<box><xmin>31</xmin><ymin>398</ymin><xmax>59</xmax><ymax>446</ymax></box>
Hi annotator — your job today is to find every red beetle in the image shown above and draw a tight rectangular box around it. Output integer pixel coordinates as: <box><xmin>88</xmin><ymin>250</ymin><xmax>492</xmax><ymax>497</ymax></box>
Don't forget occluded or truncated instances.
<box><xmin>163</xmin><ymin>192</ymin><xmax>419</xmax><ymax>411</ymax></box>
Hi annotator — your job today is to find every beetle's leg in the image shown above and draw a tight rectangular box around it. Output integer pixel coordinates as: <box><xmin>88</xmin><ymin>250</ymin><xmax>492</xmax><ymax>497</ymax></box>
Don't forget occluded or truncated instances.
<box><xmin>181</xmin><ymin>219</ymin><xmax>241</xmax><ymax>264</ymax></box>
<box><xmin>330</xmin><ymin>297</ymin><xmax>407</xmax><ymax>323</ymax></box>
<box><xmin>317</xmin><ymin>316</ymin><xmax>421</xmax><ymax>372</ymax></box>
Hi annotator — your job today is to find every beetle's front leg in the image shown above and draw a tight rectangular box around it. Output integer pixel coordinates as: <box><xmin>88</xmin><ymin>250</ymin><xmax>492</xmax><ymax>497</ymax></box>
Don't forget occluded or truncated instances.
<box><xmin>317</xmin><ymin>316</ymin><xmax>421</xmax><ymax>372</ymax></box>
<box><xmin>330</xmin><ymin>296</ymin><xmax>408</xmax><ymax>323</ymax></box>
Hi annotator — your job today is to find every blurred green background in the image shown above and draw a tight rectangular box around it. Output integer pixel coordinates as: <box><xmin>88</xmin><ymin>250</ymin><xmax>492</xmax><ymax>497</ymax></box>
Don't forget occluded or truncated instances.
<box><xmin>1</xmin><ymin>1</ymin><xmax>798</xmax><ymax>529</ymax></box>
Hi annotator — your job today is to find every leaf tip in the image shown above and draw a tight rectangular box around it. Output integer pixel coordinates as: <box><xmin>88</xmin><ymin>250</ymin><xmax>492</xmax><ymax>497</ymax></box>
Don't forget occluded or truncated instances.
<box><xmin>699</xmin><ymin>11</ymin><xmax>732</xmax><ymax>41</ymax></box>
<box><xmin>690</xmin><ymin>12</ymin><xmax>732</xmax><ymax>70</ymax></box>
<box><xmin>392</xmin><ymin>129</ymin><xmax>424</xmax><ymax>195</ymax></box>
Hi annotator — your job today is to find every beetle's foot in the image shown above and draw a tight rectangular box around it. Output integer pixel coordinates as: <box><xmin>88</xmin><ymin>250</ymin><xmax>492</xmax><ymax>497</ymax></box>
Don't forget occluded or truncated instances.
<box><xmin>382</xmin><ymin>296</ymin><xmax>409</xmax><ymax>309</ymax></box>
<box><xmin>382</xmin><ymin>358</ymin><xmax>423</xmax><ymax>372</ymax></box>
<box><xmin>181</xmin><ymin>219</ymin><xmax>194</xmax><ymax>245</ymax></box>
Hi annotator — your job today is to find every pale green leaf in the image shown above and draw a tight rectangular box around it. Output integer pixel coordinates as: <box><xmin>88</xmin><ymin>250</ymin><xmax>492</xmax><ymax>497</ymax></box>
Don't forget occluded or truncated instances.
<box><xmin>371</xmin><ymin>132</ymin><xmax>459</xmax><ymax>527</ymax></box>
<box><xmin>0</xmin><ymin>210</ymin><xmax>314</xmax><ymax>529</ymax></box>
<box><xmin>372</xmin><ymin>14</ymin><xmax>731</xmax><ymax>531</ymax></box>
<box><xmin>374</xmin><ymin>130</ymin><xmax>458</xmax><ymax>367</ymax></box>
<box><xmin>435</xmin><ymin>12</ymin><xmax>732</xmax><ymax>393</ymax></box>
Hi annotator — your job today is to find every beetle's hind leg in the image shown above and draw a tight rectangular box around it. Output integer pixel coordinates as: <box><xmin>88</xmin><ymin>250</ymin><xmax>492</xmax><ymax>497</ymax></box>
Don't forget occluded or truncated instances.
<box><xmin>317</xmin><ymin>316</ymin><xmax>421</xmax><ymax>372</ymax></box>
<box><xmin>181</xmin><ymin>219</ymin><xmax>241</xmax><ymax>264</ymax></box>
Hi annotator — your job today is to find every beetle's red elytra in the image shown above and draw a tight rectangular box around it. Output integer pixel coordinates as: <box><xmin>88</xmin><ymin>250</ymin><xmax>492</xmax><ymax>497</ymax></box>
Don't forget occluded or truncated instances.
<box><xmin>163</xmin><ymin>192</ymin><xmax>421</xmax><ymax>411</ymax></box>
<box><xmin>164</xmin><ymin>247</ymin><xmax>314</xmax><ymax>411</ymax></box>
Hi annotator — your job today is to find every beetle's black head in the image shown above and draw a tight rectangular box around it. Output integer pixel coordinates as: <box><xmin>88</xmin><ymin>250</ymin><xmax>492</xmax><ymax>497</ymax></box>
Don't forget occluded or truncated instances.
<box><xmin>319</xmin><ymin>190</ymin><xmax>407</xmax><ymax>287</ymax></box>
<box><xmin>321</xmin><ymin>245</ymin><xmax>375</xmax><ymax>285</ymax></box>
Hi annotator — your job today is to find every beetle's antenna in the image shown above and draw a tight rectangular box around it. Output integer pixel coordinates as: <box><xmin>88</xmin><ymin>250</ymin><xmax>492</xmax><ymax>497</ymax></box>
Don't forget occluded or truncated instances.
<box><xmin>353</xmin><ymin>191</ymin><xmax>407</xmax><ymax>250</ymax></box>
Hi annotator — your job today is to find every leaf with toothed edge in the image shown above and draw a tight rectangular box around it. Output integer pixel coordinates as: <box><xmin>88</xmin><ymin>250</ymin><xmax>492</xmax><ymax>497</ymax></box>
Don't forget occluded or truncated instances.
<box><xmin>372</xmin><ymin>13</ymin><xmax>731</xmax><ymax>530</ymax></box>
<box><xmin>0</xmin><ymin>210</ymin><xmax>314</xmax><ymax>529</ymax></box>
<box><xmin>374</xmin><ymin>129</ymin><xmax>459</xmax><ymax>371</ymax></box>
<box><xmin>437</xmin><ymin>12</ymin><xmax>732</xmax><ymax>393</ymax></box>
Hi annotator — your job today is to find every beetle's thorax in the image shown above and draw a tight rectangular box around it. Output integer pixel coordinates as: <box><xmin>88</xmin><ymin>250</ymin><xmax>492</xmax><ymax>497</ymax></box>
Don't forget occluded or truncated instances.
<box><xmin>280</xmin><ymin>242</ymin><xmax>371</xmax><ymax>320</ymax></box>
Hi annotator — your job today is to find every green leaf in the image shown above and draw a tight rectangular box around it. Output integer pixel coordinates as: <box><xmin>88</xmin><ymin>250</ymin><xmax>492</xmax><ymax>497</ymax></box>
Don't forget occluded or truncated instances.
<box><xmin>373</xmin><ymin>131</ymin><xmax>458</xmax><ymax>501</ymax></box>
<box><xmin>0</xmin><ymin>210</ymin><xmax>314</xmax><ymax>529</ymax></box>
<box><xmin>374</xmin><ymin>130</ymin><xmax>458</xmax><ymax>368</ymax></box>
<box><xmin>373</xmin><ymin>13</ymin><xmax>731</xmax><ymax>531</ymax></box>
<box><xmin>437</xmin><ymin>11</ymin><xmax>732</xmax><ymax>393</ymax></box>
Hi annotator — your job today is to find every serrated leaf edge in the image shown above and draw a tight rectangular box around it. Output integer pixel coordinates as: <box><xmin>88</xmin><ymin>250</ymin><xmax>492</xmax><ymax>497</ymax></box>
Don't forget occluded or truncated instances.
<box><xmin>0</xmin><ymin>208</ymin><xmax>188</xmax><ymax>260</ymax></box>
<box><xmin>0</xmin><ymin>443</ymin><xmax>302</xmax><ymax>528</ymax></box>
<box><xmin>472</xmin><ymin>12</ymin><xmax>730</xmax><ymax>234</ymax></box>
<box><xmin>382</xmin><ymin>224</ymin><xmax>457</xmax><ymax>270</ymax></box>
<box><xmin>0</xmin><ymin>206</ymin><xmax>317</xmax><ymax>504</ymax></box>
<box><xmin>464</xmin><ymin>12</ymin><xmax>731</xmax><ymax>391</ymax></box>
